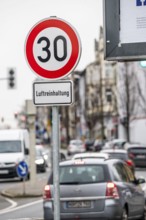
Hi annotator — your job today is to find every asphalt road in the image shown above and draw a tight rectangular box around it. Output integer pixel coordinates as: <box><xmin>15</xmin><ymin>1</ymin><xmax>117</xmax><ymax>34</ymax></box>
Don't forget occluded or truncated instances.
<box><xmin>0</xmin><ymin>197</ymin><xmax>43</xmax><ymax>220</ymax></box>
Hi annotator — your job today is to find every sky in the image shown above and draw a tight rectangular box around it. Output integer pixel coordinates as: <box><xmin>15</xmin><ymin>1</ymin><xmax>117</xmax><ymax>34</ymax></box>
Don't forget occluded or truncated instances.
<box><xmin>0</xmin><ymin>0</ymin><xmax>103</xmax><ymax>127</ymax></box>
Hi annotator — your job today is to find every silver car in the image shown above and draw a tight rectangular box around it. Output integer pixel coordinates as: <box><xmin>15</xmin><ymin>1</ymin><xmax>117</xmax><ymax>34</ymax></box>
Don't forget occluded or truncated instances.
<box><xmin>72</xmin><ymin>152</ymin><xmax>109</xmax><ymax>160</ymax></box>
<box><xmin>67</xmin><ymin>139</ymin><xmax>86</xmax><ymax>156</ymax></box>
<box><xmin>43</xmin><ymin>158</ymin><xmax>146</xmax><ymax>220</ymax></box>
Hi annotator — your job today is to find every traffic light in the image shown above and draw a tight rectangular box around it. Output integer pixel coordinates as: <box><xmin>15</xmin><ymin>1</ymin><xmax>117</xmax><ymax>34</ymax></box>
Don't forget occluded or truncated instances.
<box><xmin>8</xmin><ymin>68</ymin><xmax>16</xmax><ymax>88</ymax></box>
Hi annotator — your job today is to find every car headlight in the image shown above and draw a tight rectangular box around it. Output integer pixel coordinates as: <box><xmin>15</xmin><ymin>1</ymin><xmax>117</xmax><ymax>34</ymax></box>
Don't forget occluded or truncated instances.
<box><xmin>35</xmin><ymin>158</ymin><xmax>44</xmax><ymax>165</ymax></box>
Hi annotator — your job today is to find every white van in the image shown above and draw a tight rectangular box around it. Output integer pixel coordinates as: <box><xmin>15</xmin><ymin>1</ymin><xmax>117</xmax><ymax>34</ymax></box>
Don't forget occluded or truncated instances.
<box><xmin>0</xmin><ymin>129</ymin><xmax>30</xmax><ymax>179</ymax></box>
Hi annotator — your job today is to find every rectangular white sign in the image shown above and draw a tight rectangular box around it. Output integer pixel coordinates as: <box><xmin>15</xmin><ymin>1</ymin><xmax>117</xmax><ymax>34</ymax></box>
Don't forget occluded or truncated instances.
<box><xmin>33</xmin><ymin>80</ymin><xmax>73</xmax><ymax>106</ymax></box>
<box><xmin>120</xmin><ymin>0</ymin><xmax>146</xmax><ymax>44</ymax></box>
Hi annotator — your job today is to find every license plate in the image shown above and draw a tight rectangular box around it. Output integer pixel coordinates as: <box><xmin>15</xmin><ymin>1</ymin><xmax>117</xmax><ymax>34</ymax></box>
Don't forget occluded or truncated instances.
<box><xmin>67</xmin><ymin>201</ymin><xmax>91</xmax><ymax>208</ymax></box>
<box><xmin>0</xmin><ymin>170</ymin><xmax>8</xmax><ymax>174</ymax></box>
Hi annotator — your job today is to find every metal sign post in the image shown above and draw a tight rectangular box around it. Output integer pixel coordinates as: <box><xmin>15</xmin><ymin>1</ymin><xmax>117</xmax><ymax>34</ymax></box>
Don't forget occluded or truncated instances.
<box><xmin>52</xmin><ymin>106</ymin><xmax>60</xmax><ymax>220</ymax></box>
<box><xmin>25</xmin><ymin>17</ymin><xmax>81</xmax><ymax>220</ymax></box>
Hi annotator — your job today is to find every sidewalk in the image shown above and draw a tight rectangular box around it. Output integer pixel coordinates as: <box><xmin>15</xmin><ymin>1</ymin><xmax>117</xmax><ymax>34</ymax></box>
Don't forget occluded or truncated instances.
<box><xmin>1</xmin><ymin>176</ymin><xmax>47</xmax><ymax>198</ymax></box>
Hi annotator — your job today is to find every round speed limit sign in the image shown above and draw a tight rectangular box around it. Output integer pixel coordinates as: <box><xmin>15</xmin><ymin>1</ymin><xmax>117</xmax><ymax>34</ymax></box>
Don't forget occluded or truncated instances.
<box><xmin>25</xmin><ymin>17</ymin><xmax>82</xmax><ymax>80</ymax></box>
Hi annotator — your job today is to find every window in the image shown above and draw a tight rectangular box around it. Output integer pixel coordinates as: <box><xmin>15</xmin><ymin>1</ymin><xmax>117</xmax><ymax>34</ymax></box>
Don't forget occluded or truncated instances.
<box><xmin>59</xmin><ymin>165</ymin><xmax>106</xmax><ymax>184</ymax></box>
<box><xmin>106</xmin><ymin>88</ymin><xmax>112</xmax><ymax>102</ymax></box>
<box><xmin>113</xmin><ymin>163</ymin><xmax>129</xmax><ymax>182</ymax></box>
<box><xmin>124</xmin><ymin>164</ymin><xmax>135</xmax><ymax>182</ymax></box>
<box><xmin>0</xmin><ymin>141</ymin><xmax>22</xmax><ymax>153</ymax></box>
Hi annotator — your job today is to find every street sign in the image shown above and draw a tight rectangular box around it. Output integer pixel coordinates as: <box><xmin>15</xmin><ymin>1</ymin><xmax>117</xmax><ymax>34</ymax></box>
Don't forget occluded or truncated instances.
<box><xmin>25</xmin><ymin>17</ymin><xmax>82</xmax><ymax>80</ymax></box>
<box><xmin>16</xmin><ymin>161</ymin><xmax>28</xmax><ymax>178</ymax></box>
<box><xmin>33</xmin><ymin>80</ymin><xmax>73</xmax><ymax>106</ymax></box>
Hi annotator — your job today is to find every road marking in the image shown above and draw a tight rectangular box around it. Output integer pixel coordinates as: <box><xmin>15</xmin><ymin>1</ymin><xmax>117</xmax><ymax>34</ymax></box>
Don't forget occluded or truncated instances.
<box><xmin>0</xmin><ymin>197</ymin><xmax>17</xmax><ymax>214</ymax></box>
<box><xmin>0</xmin><ymin>199</ymin><xmax>42</xmax><ymax>215</ymax></box>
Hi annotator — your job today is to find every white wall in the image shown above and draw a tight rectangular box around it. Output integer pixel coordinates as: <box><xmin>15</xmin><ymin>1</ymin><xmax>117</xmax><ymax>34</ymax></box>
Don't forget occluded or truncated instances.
<box><xmin>130</xmin><ymin>119</ymin><xmax>146</xmax><ymax>144</ymax></box>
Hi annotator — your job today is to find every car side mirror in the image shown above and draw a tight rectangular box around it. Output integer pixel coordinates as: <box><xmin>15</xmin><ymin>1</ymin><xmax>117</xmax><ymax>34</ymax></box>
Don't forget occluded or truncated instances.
<box><xmin>135</xmin><ymin>177</ymin><xmax>145</xmax><ymax>185</ymax></box>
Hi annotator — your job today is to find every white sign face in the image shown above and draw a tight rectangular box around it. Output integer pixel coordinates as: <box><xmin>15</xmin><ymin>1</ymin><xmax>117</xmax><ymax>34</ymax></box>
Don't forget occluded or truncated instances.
<box><xmin>33</xmin><ymin>28</ymin><xmax>72</xmax><ymax>71</ymax></box>
<box><xmin>33</xmin><ymin>80</ymin><xmax>73</xmax><ymax>106</ymax></box>
<box><xmin>120</xmin><ymin>0</ymin><xmax>146</xmax><ymax>44</ymax></box>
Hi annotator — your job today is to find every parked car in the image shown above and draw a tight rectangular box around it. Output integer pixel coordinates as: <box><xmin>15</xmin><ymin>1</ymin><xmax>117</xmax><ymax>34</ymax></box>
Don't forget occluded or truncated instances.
<box><xmin>72</xmin><ymin>152</ymin><xmax>109</xmax><ymax>160</ymax></box>
<box><xmin>101</xmin><ymin>149</ymin><xmax>135</xmax><ymax>173</ymax></box>
<box><xmin>35</xmin><ymin>147</ymin><xmax>47</xmax><ymax>173</ymax></box>
<box><xmin>127</xmin><ymin>144</ymin><xmax>146</xmax><ymax>167</ymax></box>
<box><xmin>67</xmin><ymin>139</ymin><xmax>86</xmax><ymax>156</ymax></box>
<box><xmin>43</xmin><ymin>158</ymin><xmax>146</xmax><ymax>220</ymax></box>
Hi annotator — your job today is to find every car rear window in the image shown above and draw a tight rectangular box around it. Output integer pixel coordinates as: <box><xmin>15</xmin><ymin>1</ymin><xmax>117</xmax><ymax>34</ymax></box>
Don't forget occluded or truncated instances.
<box><xmin>128</xmin><ymin>147</ymin><xmax>146</xmax><ymax>154</ymax></box>
<box><xmin>108</xmin><ymin>153</ymin><xmax>128</xmax><ymax>160</ymax></box>
<box><xmin>70</xmin><ymin>140</ymin><xmax>82</xmax><ymax>145</ymax></box>
<box><xmin>59</xmin><ymin>165</ymin><xmax>106</xmax><ymax>184</ymax></box>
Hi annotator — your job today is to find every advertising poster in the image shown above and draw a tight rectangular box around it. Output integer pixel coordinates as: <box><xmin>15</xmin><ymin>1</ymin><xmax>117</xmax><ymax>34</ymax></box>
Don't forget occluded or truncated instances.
<box><xmin>120</xmin><ymin>0</ymin><xmax>146</xmax><ymax>44</ymax></box>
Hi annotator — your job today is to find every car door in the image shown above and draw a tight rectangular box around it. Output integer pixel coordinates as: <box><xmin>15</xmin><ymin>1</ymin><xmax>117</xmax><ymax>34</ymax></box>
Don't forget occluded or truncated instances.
<box><xmin>112</xmin><ymin>162</ymin><xmax>142</xmax><ymax>218</ymax></box>
<box><xmin>124</xmin><ymin>164</ymin><xmax>145</xmax><ymax>216</ymax></box>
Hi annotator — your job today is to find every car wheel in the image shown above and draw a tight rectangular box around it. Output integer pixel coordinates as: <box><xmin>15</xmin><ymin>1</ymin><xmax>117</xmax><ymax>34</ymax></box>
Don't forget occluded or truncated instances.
<box><xmin>121</xmin><ymin>208</ymin><xmax>128</xmax><ymax>220</ymax></box>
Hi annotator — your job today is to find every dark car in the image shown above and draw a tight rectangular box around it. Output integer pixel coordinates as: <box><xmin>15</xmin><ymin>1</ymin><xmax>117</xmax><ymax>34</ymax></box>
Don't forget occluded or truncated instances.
<box><xmin>127</xmin><ymin>145</ymin><xmax>146</xmax><ymax>167</ymax></box>
<box><xmin>35</xmin><ymin>147</ymin><xmax>46</xmax><ymax>173</ymax></box>
<box><xmin>43</xmin><ymin>158</ymin><xmax>145</xmax><ymax>220</ymax></box>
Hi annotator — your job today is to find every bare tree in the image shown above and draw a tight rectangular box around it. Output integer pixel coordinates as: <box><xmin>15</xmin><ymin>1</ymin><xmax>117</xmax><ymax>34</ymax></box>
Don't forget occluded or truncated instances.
<box><xmin>117</xmin><ymin>62</ymin><xmax>145</xmax><ymax>141</ymax></box>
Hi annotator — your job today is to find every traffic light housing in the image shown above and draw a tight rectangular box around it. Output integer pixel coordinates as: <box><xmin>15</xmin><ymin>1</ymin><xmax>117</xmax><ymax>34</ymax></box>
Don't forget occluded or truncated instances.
<box><xmin>8</xmin><ymin>68</ymin><xmax>16</xmax><ymax>88</ymax></box>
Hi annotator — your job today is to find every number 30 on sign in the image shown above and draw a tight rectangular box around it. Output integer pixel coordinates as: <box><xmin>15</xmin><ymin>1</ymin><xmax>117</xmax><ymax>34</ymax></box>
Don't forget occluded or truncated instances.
<box><xmin>25</xmin><ymin>17</ymin><xmax>82</xmax><ymax>80</ymax></box>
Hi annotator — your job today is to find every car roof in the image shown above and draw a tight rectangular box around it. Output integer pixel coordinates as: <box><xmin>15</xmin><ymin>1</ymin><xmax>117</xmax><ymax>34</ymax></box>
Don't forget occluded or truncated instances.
<box><xmin>72</xmin><ymin>152</ymin><xmax>109</xmax><ymax>159</ymax></box>
<box><xmin>112</xmin><ymin>139</ymin><xmax>126</xmax><ymax>143</ymax></box>
<box><xmin>60</xmin><ymin>158</ymin><xmax>123</xmax><ymax>166</ymax></box>
<box><xmin>70</xmin><ymin>139</ymin><xmax>83</xmax><ymax>143</ymax></box>
<box><xmin>101</xmin><ymin>149</ymin><xmax>127</xmax><ymax>153</ymax></box>
<box><xmin>127</xmin><ymin>145</ymin><xmax>146</xmax><ymax>149</ymax></box>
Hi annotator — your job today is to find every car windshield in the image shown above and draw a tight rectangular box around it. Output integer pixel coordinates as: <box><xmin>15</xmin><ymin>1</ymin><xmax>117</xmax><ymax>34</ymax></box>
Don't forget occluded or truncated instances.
<box><xmin>59</xmin><ymin>165</ymin><xmax>106</xmax><ymax>184</ymax></box>
<box><xmin>0</xmin><ymin>141</ymin><xmax>22</xmax><ymax>153</ymax></box>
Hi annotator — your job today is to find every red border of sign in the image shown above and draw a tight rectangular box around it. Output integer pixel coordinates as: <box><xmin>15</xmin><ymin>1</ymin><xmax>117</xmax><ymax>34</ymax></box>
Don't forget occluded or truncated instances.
<box><xmin>25</xmin><ymin>17</ymin><xmax>81</xmax><ymax>80</ymax></box>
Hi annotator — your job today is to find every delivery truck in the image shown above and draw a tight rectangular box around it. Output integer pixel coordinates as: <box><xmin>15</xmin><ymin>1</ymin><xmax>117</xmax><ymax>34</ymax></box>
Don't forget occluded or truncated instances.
<box><xmin>0</xmin><ymin>129</ymin><xmax>30</xmax><ymax>180</ymax></box>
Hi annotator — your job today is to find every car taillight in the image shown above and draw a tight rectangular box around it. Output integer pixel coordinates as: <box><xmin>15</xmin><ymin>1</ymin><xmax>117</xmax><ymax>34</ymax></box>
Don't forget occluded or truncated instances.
<box><xmin>126</xmin><ymin>160</ymin><xmax>134</xmax><ymax>167</ymax></box>
<box><xmin>43</xmin><ymin>184</ymin><xmax>51</xmax><ymax>200</ymax></box>
<box><xmin>106</xmin><ymin>182</ymin><xmax>119</xmax><ymax>199</ymax></box>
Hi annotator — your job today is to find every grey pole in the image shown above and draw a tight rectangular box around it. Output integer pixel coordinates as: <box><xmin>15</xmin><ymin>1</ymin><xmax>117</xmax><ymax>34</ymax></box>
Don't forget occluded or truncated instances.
<box><xmin>52</xmin><ymin>106</ymin><xmax>60</xmax><ymax>220</ymax></box>
<box><xmin>25</xmin><ymin>100</ymin><xmax>36</xmax><ymax>186</ymax></box>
